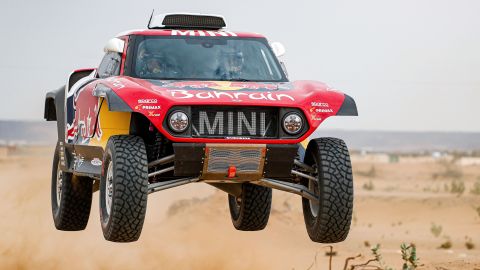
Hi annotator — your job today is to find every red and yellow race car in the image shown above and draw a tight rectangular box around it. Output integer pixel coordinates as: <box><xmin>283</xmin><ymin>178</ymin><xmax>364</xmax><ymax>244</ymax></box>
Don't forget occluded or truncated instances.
<box><xmin>44</xmin><ymin>13</ymin><xmax>357</xmax><ymax>243</ymax></box>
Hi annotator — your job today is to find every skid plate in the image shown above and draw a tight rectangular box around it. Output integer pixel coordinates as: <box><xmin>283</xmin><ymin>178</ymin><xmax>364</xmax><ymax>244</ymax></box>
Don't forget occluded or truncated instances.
<box><xmin>201</xmin><ymin>144</ymin><xmax>266</xmax><ymax>181</ymax></box>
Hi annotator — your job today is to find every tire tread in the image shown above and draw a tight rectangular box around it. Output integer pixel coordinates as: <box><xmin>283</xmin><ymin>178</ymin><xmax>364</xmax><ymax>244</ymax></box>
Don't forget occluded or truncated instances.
<box><xmin>229</xmin><ymin>184</ymin><xmax>272</xmax><ymax>231</ymax></box>
<box><xmin>101</xmin><ymin>135</ymin><xmax>148</xmax><ymax>242</ymax></box>
<box><xmin>303</xmin><ymin>137</ymin><xmax>353</xmax><ymax>243</ymax></box>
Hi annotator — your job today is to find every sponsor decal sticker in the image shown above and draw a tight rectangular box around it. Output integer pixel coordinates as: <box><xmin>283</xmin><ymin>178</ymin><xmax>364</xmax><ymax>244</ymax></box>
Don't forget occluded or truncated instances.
<box><xmin>309</xmin><ymin>101</ymin><xmax>333</xmax><ymax>121</ymax></box>
<box><xmin>148</xmin><ymin>111</ymin><xmax>161</xmax><ymax>117</ymax></box>
<box><xmin>135</xmin><ymin>105</ymin><xmax>161</xmax><ymax>110</ymax></box>
<box><xmin>314</xmin><ymin>108</ymin><xmax>333</xmax><ymax>113</ymax></box>
<box><xmin>311</xmin><ymin>101</ymin><xmax>330</xmax><ymax>107</ymax></box>
<box><xmin>91</xmin><ymin>158</ymin><xmax>102</xmax><ymax>166</ymax></box>
<box><xmin>143</xmin><ymin>105</ymin><xmax>161</xmax><ymax>110</ymax></box>
<box><xmin>138</xmin><ymin>99</ymin><xmax>158</xmax><ymax>104</ymax></box>
<box><xmin>134</xmin><ymin>100</ymin><xmax>161</xmax><ymax>117</ymax></box>
<box><xmin>225</xmin><ymin>137</ymin><xmax>251</xmax><ymax>140</ymax></box>
<box><xmin>157</xmin><ymin>81</ymin><xmax>283</xmax><ymax>91</ymax></box>
<box><xmin>167</xmin><ymin>90</ymin><xmax>294</xmax><ymax>102</ymax></box>
<box><xmin>73</xmin><ymin>153</ymin><xmax>84</xmax><ymax>170</ymax></box>
<box><xmin>106</xmin><ymin>77</ymin><xmax>125</xmax><ymax>89</ymax></box>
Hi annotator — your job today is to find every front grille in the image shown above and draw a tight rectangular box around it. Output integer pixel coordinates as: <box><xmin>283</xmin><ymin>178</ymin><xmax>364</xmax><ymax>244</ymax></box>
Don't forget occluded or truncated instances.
<box><xmin>191</xmin><ymin>106</ymin><xmax>278</xmax><ymax>139</ymax></box>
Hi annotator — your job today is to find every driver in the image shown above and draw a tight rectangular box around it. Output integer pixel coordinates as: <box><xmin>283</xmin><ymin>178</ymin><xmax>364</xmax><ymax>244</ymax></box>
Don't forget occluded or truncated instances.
<box><xmin>137</xmin><ymin>47</ymin><xmax>174</xmax><ymax>78</ymax></box>
<box><xmin>145</xmin><ymin>57</ymin><xmax>163</xmax><ymax>76</ymax></box>
<box><xmin>215</xmin><ymin>50</ymin><xmax>245</xmax><ymax>80</ymax></box>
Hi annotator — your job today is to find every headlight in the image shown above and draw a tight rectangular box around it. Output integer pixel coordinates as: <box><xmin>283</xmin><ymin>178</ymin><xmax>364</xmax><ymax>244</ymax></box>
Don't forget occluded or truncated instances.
<box><xmin>282</xmin><ymin>113</ymin><xmax>303</xmax><ymax>135</ymax></box>
<box><xmin>168</xmin><ymin>111</ymin><xmax>189</xmax><ymax>133</ymax></box>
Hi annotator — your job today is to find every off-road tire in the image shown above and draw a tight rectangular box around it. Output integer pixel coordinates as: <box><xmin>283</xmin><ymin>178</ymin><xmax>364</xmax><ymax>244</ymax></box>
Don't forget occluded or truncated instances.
<box><xmin>228</xmin><ymin>183</ymin><xmax>272</xmax><ymax>231</ymax></box>
<box><xmin>100</xmin><ymin>135</ymin><xmax>148</xmax><ymax>242</ymax></box>
<box><xmin>302</xmin><ymin>137</ymin><xmax>353</xmax><ymax>243</ymax></box>
<box><xmin>51</xmin><ymin>144</ymin><xmax>92</xmax><ymax>231</ymax></box>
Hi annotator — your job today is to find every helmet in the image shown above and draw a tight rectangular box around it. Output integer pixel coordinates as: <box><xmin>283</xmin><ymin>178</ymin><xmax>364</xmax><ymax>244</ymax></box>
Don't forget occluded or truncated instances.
<box><xmin>138</xmin><ymin>46</ymin><xmax>165</xmax><ymax>75</ymax></box>
<box><xmin>221</xmin><ymin>50</ymin><xmax>244</xmax><ymax>73</ymax></box>
<box><xmin>146</xmin><ymin>55</ymin><xmax>164</xmax><ymax>74</ymax></box>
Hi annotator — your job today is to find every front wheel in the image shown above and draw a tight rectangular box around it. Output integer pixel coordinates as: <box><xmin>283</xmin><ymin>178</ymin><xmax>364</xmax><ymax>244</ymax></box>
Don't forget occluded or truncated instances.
<box><xmin>51</xmin><ymin>143</ymin><xmax>92</xmax><ymax>231</ymax></box>
<box><xmin>228</xmin><ymin>183</ymin><xmax>272</xmax><ymax>231</ymax></box>
<box><xmin>302</xmin><ymin>138</ymin><xmax>354</xmax><ymax>243</ymax></box>
<box><xmin>100</xmin><ymin>135</ymin><xmax>149</xmax><ymax>242</ymax></box>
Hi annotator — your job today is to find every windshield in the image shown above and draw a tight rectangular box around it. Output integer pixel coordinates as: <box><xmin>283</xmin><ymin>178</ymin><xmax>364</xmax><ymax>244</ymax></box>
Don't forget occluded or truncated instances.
<box><xmin>131</xmin><ymin>36</ymin><xmax>286</xmax><ymax>82</ymax></box>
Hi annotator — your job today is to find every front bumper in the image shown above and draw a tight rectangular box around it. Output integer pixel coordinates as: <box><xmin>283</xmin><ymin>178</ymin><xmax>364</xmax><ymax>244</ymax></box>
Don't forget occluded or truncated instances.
<box><xmin>173</xmin><ymin>143</ymin><xmax>298</xmax><ymax>181</ymax></box>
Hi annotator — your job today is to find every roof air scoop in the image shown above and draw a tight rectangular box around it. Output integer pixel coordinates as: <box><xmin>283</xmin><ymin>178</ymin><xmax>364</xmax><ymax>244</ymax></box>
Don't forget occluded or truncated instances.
<box><xmin>148</xmin><ymin>12</ymin><xmax>227</xmax><ymax>30</ymax></box>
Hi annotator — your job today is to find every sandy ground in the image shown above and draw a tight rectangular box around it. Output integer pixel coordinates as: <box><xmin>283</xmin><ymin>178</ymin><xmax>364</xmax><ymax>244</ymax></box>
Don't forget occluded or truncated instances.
<box><xmin>1</xmin><ymin>147</ymin><xmax>480</xmax><ymax>270</ymax></box>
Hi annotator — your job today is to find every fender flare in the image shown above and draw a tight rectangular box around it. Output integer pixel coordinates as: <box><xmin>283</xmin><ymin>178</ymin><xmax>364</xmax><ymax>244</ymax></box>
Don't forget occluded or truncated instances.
<box><xmin>336</xmin><ymin>94</ymin><xmax>358</xmax><ymax>116</ymax></box>
<box><xmin>93</xmin><ymin>83</ymin><xmax>132</xmax><ymax>112</ymax></box>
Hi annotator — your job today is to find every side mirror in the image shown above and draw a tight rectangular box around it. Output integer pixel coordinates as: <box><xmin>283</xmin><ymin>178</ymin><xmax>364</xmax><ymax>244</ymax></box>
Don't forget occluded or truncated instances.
<box><xmin>104</xmin><ymin>38</ymin><xmax>125</xmax><ymax>53</ymax></box>
<box><xmin>270</xmin><ymin>42</ymin><xmax>286</xmax><ymax>57</ymax></box>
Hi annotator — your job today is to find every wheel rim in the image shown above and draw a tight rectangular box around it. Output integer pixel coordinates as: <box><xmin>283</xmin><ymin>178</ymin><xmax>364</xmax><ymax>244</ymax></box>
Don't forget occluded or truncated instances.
<box><xmin>234</xmin><ymin>196</ymin><xmax>242</xmax><ymax>210</ymax></box>
<box><xmin>230</xmin><ymin>195</ymin><xmax>242</xmax><ymax>216</ymax></box>
<box><xmin>105</xmin><ymin>161</ymin><xmax>114</xmax><ymax>216</ymax></box>
<box><xmin>308</xmin><ymin>165</ymin><xmax>320</xmax><ymax>218</ymax></box>
<box><xmin>56</xmin><ymin>165</ymin><xmax>63</xmax><ymax>206</ymax></box>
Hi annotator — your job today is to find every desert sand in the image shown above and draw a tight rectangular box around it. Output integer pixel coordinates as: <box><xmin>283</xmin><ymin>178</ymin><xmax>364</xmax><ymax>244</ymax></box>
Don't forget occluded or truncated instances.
<box><xmin>0</xmin><ymin>147</ymin><xmax>479</xmax><ymax>270</ymax></box>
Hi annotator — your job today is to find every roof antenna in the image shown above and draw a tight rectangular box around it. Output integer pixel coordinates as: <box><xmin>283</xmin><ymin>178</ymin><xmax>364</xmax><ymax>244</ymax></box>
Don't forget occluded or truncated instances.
<box><xmin>147</xmin><ymin>9</ymin><xmax>155</xmax><ymax>29</ymax></box>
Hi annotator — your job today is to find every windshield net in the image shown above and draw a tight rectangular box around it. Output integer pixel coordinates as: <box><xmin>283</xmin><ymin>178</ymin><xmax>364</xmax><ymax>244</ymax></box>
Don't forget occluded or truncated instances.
<box><xmin>133</xmin><ymin>36</ymin><xmax>284</xmax><ymax>82</ymax></box>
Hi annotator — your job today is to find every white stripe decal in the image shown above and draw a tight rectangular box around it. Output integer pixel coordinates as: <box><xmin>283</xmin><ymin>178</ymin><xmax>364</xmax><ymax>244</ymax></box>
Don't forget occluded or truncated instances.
<box><xmin>206</xmin><ymin>31</ymin><xmax>217</xmax><ymax>36</ymax></box>
<box><xmin>171</xmin><ymin>30</ymin><xmax>237</xmax><ymax>37</ymax></box>
<box><xmin>171</xmin><ymin>30</ymin><xmax>194</xmax><ymax>36</ymax></box>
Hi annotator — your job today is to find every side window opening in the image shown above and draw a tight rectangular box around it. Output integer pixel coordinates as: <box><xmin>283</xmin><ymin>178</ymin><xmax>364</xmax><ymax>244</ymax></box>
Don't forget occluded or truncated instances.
<box><xmin>98</xmin><ymin>52</ymin><xmax>122</xmax><ymax>78</ymax></box>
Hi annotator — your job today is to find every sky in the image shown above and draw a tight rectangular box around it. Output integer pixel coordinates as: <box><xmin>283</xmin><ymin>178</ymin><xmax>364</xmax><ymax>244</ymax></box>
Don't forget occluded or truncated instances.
<box><xmin>0</xmin><ymin>0</ymin><xmax>479</xmax><ymax>132</ymax></box>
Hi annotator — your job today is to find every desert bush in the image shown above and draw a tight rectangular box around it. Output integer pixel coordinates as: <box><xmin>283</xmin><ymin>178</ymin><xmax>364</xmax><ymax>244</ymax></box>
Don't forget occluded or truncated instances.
<box><xmin>443</xmin><ymin>168</ymin><xmax>463</xmax><ymax>179</ymax></box>
<box><xmin>465</xmin><ymin>237</ymin><xmax>475</xmax><ymax>250</ymax></box>
<box><xmin>470</xmin><ymin>180</ymin><xmax>480</xmax><ymax>195</ymax></box>
<box><xmin>321</xmin><ymin>242</ymin><xmax>427</xmax><ymax>270</ymax></box>
<box><xmin>430</xmin><ymin>223</ymin><xmax>442</xmax><ymax>238</ymax></box>
<box><xmin>344</xmin><ymin>244</ymin><xmax>392</xmax><ymax>270</ymax></box>
<box><xmin>363</xmin><ymin>180</ymin><xmax>375</xmax><ymax>191</ymax></box>
<box><xmin>476</xmin><ymin>206</ymin><xmax>480</xmax><ymax>218</ymax></box>
<box><xmin>342</xmin><ymin>243</ymin><xmax>421</xmax><ymax>270</ymax></box>
<box><xmin>432</xmin><ymin>160</ymin><xmax>463</xmax><ymax>180</ymax></box>
<box><xmin>451</xmin><ymin>180</ymin><xmax>465</xmax><ymax>195</ymax></box>
<box><xmin>438</xmin><ymin>240</ymin><xmax>452</xmax><ymax>249</ymax></box>
<box><xmin>444</xmin><ymin>180</ymin><xmax>465</xmax><ymax>195</ymax></box>
<box><xmin>400</xmin><ymin>243</ymin><xmax>420</xmax><ymax>270</ymax></box>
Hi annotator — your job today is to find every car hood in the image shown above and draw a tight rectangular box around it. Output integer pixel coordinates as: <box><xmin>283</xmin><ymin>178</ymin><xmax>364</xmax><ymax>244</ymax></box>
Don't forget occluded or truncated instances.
<box><xmin>100</xmin><ymin>76</ymin><xmax>354</xmax><ymax>143</ymax></box>
<box><xmin>113</xmin><ymin>77</ymin><xmax>346</xmax><ymax>107</ymax></box>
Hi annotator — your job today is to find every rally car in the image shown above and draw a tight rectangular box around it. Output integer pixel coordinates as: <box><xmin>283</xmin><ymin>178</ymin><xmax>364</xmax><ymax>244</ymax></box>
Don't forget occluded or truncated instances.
<box><xmin>44</xmin><ymin>13</ymin><xmax>357</xmax><ymax>243</ymax></box>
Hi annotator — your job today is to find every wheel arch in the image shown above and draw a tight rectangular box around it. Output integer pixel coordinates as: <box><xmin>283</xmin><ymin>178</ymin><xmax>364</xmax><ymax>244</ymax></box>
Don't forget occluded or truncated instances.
<box><xmin>44</xmin><ymin>86</ymin><xmax>66</xmax><ymax>141</ymax></box>
<box><xmin>303</xmin><ymin>139</ymin><xmax>319</xmax><ymax>166</ymax></box>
